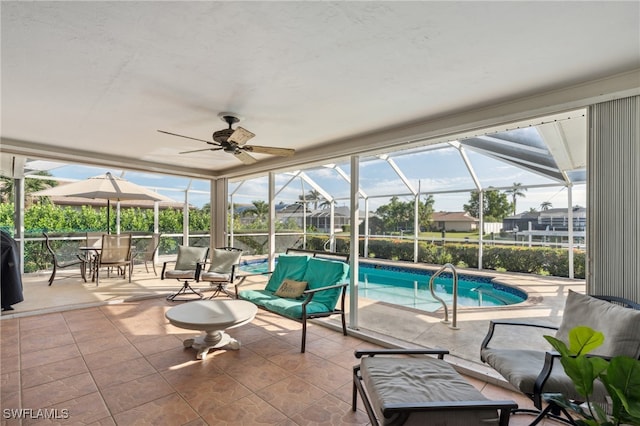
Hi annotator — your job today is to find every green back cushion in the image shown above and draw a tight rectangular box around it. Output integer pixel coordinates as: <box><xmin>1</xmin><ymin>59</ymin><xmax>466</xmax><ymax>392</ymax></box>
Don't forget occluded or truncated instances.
<box><xmin>302</xmin><ymin>257</ymin><xmax>349</xmax><ymax>310</ymax></box>
<box><xmin>265</xmin><ymin>255</ymin><xmax>310</xmax><ymax>292</ymax></box>
<box><xmin>555</xmin><ymin>290</ymin><xmax>640</xmax><ymax>358</ymax></box>
<box><xmin>175</xmin><ymin>246</ymin><xmax>208</xmax><ymax>270</ymax></box>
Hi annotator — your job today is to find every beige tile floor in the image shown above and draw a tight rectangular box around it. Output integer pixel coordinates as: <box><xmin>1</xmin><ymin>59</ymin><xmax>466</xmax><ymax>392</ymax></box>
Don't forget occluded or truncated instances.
<box><xmin>1</xmin><ymin>261</ymin><xmax>580</xmax><ymax>425</ymax></box>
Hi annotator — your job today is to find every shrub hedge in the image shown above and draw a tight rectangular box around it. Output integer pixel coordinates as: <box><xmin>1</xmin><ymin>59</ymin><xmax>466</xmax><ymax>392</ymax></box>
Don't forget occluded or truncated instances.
<box><xmin>303</xmin><ymin>235</ymin><xmax>585</xmax><ymax>279</ymax></box>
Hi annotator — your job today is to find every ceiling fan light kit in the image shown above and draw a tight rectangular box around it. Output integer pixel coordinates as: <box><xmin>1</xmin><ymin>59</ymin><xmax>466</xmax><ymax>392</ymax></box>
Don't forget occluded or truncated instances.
<box><xmin>158</xmin><ymin>113</ymin><xmax>294</xmax><ymax>165</ymax></box>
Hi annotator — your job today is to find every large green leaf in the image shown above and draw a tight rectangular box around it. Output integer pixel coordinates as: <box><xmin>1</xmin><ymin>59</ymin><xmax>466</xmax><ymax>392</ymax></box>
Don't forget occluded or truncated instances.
<box><xmin>561</xmin><ymin>355</ymin><xmax>600</xmax><ymax>397</ymax></box>
<box><xmin>569</xmin><ymin>326</ymin><xmax>605</xmax><ymax>356</ymax></box>
<box><xmin>603</xmin><ymin>356</ymin><xmax>640</xmax><ymax>424</ymax></box>
<box><xmin>545</xmin><ymin>335</ymin><xmax>572</xmax><ymax>357</ymax></box>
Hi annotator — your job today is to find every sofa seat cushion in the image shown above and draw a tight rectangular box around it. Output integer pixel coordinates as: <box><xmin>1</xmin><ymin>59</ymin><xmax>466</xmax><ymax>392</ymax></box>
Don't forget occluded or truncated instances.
<box><xmin>302</xmin><ymin>257</ymin><xmax>349</xmax><ymax>310</ymax></box>
<box><xmin>361</xmin><ymin>357</ymin><xmax>498</xmax><ymax>425</ymax></box>
<box><xmin>238</xmin><ymin>289</ymin><xmax>277</xmax><ymax>308</ymax></box>
<box><xmin>262</xmin><ymin>297</ymin><xmax>333</xmax><ymax>319</ymax></box>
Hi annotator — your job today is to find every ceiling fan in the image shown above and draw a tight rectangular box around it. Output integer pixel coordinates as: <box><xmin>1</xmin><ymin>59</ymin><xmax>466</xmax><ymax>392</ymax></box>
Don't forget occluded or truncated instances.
<box><xmin>158</xmin><ymin>113</ymin><xmax>295</xmax><ymax>165</ymax></box>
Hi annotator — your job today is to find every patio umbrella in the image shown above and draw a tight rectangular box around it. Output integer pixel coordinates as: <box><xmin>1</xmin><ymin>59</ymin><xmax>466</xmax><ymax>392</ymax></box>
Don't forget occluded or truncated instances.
<box><xmin>33</xmin><ymin>172</ymin><xmax>174</xmax><ymax>233</ymax></box>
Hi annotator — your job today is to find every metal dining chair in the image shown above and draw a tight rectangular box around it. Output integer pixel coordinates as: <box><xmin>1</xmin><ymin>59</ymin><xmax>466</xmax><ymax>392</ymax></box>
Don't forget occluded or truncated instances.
<box><xmin>94</xmin><ymin>233</ymin><xmax>133</xmax><ymax>286</ymax></box>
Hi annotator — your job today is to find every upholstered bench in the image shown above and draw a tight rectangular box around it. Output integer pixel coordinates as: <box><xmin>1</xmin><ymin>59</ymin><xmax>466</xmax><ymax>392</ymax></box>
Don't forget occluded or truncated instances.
<box><xmin>353</xmin><ymin>349</ymin><xmax>517</xmax><ymax>426</ymax></box>
<box><xmin>235</xmin><ymin>249</ymin><xmax>350</xmax><ymax>353</ymax></box>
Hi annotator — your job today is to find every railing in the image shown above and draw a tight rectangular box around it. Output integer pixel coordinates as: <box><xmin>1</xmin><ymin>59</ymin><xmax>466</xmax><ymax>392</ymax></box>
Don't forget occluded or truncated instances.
<box><xmin>429</xmin><ymin>263</ymin><xmax>459</xmax><ymax>330</ymax></box>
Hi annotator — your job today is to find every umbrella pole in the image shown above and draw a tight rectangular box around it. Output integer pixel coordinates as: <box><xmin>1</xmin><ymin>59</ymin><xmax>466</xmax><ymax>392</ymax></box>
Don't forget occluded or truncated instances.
<box><xmin>107</xmin><ymin>200</ymin><xmax>111</xmax><ymax>234</ymax></box>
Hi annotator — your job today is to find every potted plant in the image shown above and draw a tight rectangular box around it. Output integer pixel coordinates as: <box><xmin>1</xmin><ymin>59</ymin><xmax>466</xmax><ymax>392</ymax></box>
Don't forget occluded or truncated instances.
<box><xmin>544</xmin><ymin>326</ymin><xmax>640</xmax><ymax>426</ymax></box>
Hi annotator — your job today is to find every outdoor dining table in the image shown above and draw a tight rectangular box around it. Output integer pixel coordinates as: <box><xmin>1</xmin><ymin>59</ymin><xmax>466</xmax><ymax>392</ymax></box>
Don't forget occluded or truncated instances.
<box><xmin>79</xmin><ymin>246</ymin><xmax>101</xmax><ymax>282</ymax></box>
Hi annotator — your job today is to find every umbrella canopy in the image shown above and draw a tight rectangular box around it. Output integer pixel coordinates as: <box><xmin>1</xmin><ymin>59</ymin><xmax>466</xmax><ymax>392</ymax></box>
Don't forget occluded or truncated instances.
<box><xmin>33</xmin><ymin>172</ymin><xmax>175</xmax><ymax>233</ymax></box>
<box><xmin>33</xmin><ymin>172</ymin><xmax>173</xmax><ymax>202</ymax></box>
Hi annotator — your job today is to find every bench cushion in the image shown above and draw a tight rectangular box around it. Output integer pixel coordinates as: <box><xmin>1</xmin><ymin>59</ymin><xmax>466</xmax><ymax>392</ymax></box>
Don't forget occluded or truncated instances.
<box><xmin>265</xmin><ymin>255</ymin><xmax>310</xmax><ymax>292</ymax></box>
<box><xmin>361</xmin><ymin>357</ymin><xmax>499</xmax><ymax>425</ymax></box>
<box><xmin>262</xmin><ymin>297</ymin><xmax>335</xmax><ymax>319</ymax></box>
<box><xmin>237</xmin><ymin>289</ymin><xmax>277</xmax><ymax>308</ymax></box>
<box><xmin>303</xmin><ymin>257</ymin><xmax>349</xmax><ymax>310</ymax></box>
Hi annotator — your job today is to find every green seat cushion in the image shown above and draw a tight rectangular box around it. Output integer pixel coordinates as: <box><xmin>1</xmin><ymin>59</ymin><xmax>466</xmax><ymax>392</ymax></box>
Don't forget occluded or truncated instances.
<box><xmin>302</xmin><ymin>257</ymin><xmax>349</xmax><ymax>310</ymax></box>
<box><xmin>262</xmin><ymin>297</ymin><xmax>331</xmax><ymax>319</ymax></box>
<box><xmin>265</xmin><ymin>255</ymin><xmax>310</xmax><ymax>292</ymax></box>
<box><xmin>238</xmin><ymin>289</ymin><xmax>276</xmax><ymax>308</ymax></box>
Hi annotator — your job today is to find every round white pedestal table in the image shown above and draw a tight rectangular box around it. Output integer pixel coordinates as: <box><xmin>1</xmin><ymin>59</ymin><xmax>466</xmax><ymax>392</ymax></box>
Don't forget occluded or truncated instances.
<box><xmin>165</xmin><ymin>299</ymin><xmax>257</xmax><ymax>360</ymax></box>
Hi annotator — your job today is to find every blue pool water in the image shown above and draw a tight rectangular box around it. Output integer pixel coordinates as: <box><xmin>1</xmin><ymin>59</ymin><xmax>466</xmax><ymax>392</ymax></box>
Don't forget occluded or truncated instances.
<box><xmin>240</xmin><ymin>259</ymin><xmax>527</xmax><ymax>312</ymax></box>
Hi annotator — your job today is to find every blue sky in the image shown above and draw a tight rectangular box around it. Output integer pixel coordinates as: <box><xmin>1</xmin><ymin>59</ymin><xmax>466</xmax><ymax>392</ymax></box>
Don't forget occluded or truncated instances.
<box><xmin>229</xmin><ymin>144</ymin><xmax>586</xmax><ymax>213</ymax></box>
<box><xmin>39</xmin><ymin>142</ymin><xmax>586</xmax><ymax>214</ymax></box>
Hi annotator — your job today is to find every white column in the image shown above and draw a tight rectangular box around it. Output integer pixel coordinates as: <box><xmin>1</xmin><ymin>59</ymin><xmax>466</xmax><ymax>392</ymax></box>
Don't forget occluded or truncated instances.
<box><xmin>567</xmin><ymin>184</ymin><xmax>574</xmax><ymax>279</ymax></box>
<box><xmin>414</xmin><ymin>185</ymin><xmax>419</xmax><ymax>263</ymax></box>
<box><xmin>478</xmin><ymin>190</ymin><xmax>484</xmax><ymax>270</ymax></box>
<box><xmin>116</xmin><ymin>202</ymin><xmax>121</xmax><ymax>234</ymax></box>
<box><xmin>268</xmin><ymin>172</ymin><xmax>276</xmax><ymax>270</ymax></box>
<box><xmin>211</xmin><ymin>178</ymin><xmax>228</xmax><ymax>249</ymax></box>
<box><xmin>329</xmin><ymin>201</ymin><xmax>335</xmax><ymax>252</ymax></box>
<box><xmin>349</xmin><ymin>155</ymin><xmax>360</xmax><ymax>329</ymax></box>
<box><xmin>153</xmin><ymin>202</ymin><xmax>159</xmax><ymax>234</ymax></box>
<box><xmin>183</xmin><ymin>185</ymin><xmax>190</xmax><ymax>246</ymax></box>
<box><xmin>364</xmin><ymin>197</ymin><xmax>369</xmax><ymax>258</ymax></box>
<box><xmin>15</xmin><ymin>177</ymin><xmax>25</xmax><ymax>273</ymax></box>
<box><xmin>229</xmin><ymin>194</ymin><xmax>235</xmax><ymax>247</ymax></box>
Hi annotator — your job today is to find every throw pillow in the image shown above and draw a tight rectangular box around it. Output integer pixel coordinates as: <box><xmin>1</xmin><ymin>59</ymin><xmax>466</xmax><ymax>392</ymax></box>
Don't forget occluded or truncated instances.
<box><xmin>274</xmin><ymin>279</ymin><xmax>308</xmax><ymax>299</ymax></box>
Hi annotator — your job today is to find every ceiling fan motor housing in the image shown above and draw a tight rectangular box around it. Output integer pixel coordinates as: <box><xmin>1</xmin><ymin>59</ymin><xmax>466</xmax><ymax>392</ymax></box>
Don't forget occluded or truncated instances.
<box><xmin>213</xmin><ymin>128</ymin><xmax>234</xmax><ymax>144</ymax></box>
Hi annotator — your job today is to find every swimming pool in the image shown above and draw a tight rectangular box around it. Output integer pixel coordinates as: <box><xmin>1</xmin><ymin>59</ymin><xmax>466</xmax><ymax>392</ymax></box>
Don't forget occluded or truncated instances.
<box><xmin>358</xmin><ymin>262</ymin><xmax>527</xmax><ymax>311</ymax></box>
<box><xmin>239</xmin><ymin>258</ymin><xmax>527</xmax><ymax>312</ymax></box>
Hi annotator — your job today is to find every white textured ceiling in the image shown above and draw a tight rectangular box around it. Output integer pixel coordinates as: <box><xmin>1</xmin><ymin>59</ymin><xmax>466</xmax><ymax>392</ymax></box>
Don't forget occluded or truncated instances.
<box><xmin>1</xmin><ymin>1</ymin><xmax>639</xmax><ymax>179</ymax></box>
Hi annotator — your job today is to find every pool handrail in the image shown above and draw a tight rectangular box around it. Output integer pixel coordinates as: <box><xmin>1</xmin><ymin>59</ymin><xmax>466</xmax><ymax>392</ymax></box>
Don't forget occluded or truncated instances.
<box><xmin>429</xmin><ymin>263</ymin><xmax>460</xmax><ymax>330</ymax></box>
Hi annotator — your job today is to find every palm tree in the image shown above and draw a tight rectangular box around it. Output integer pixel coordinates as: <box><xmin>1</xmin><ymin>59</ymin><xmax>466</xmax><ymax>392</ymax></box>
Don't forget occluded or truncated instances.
<box><xmin>298</xmin><ymin>189</ymin><xmax>323</xmax><ymax>210</ymax></box>
<box><xmin>504</xmin><ymin>182</ymin><xmax>527</xmax><ymax>215</ymax></box>
<box><xmin>540</xmin><ymin>201</ymin><xmax>552</xmax><ymax>211</ymax></box>
<box><xmin>0</xmin><ymin>172</ymin><xmax>57</xmax><ymax>206</ymax></box>
<box><xmin>242</xmin><ymin>200</ymin><xmax>269</xmax><ymax>221</ymax></box>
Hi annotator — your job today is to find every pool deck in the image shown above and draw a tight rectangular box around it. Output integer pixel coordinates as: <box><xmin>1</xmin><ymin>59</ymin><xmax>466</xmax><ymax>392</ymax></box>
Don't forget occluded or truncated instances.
<box><xmin>239</xmin><ymin>258</ymin><xmax>583</xmax><ymax>386</ymax></box>
<box><xmin>2</xmin><ymin>257</ymin><xmax>584</xmax><ymax>389</ymax></box>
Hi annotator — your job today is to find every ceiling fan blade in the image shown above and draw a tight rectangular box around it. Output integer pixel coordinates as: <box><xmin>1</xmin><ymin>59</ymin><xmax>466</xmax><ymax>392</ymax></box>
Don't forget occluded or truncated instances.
<box><xmin>234</xmin><ymin>150</ymin><xmax>258</xmax><ymax>165</ymax></box>
<box><xmin>158</xmin><ymin>130</ymin><xmax>218</xmax><ymax>146</ymax></box>
<box><xmin>228</xmin><ymin>127</ymin><xmax>255</xmax><ymax>146</ymax></box>
<box><xmin>243</xmin><ymin>145</ymin><xmax>295</xmax><ymax>157</ymax></box>
<box><xmin>179</xmin><ymin>147</ymin><xmax>223</xmax><ymax>154</ymax></box>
